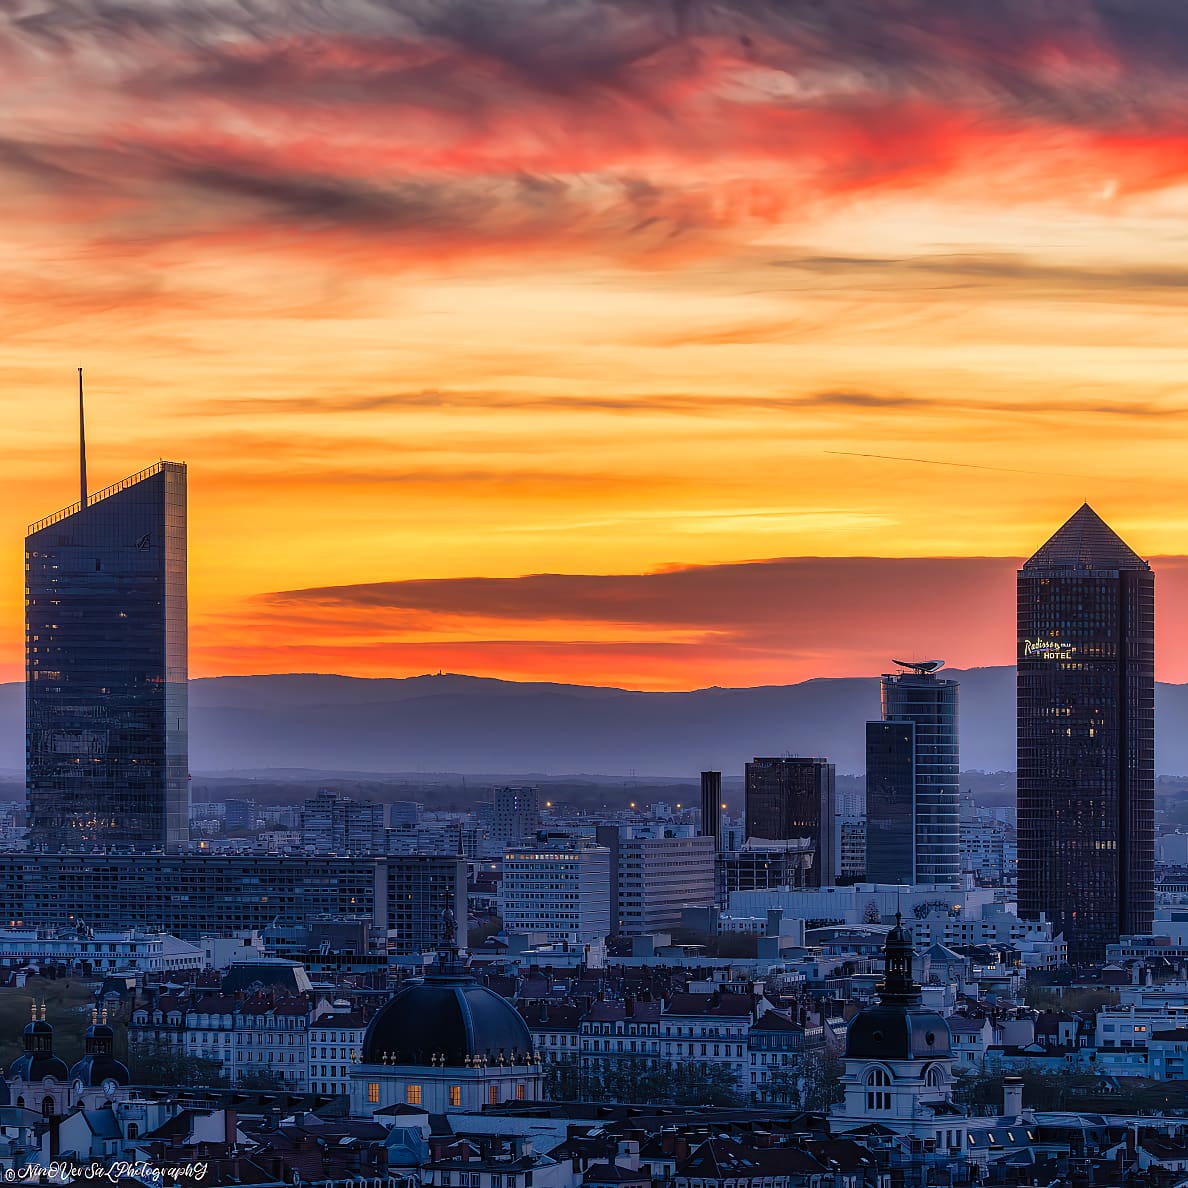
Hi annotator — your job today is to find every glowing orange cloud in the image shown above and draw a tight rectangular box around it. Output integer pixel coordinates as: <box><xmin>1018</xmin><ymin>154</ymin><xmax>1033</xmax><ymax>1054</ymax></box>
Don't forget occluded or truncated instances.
<box><xmin>2</xmin><ymin>2</ymin><xmax>1188</xmax><ymax>692</ymax></box>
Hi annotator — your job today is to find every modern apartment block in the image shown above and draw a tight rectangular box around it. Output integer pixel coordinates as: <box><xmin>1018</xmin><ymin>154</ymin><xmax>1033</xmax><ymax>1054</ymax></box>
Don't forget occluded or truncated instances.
<box><xmin>491</xmin><ymin>786</ymin><xmax>543</xmax><ymax>843</ymax></box>
<box><xmin>300</xmin><ymin>790</ymin><xmax>386</xmax><ymax>855</ymax></box>
<box><xmin>0</xmin><ymin>852</ymin><xmax>465</xmax><ymax>953</ymax></box>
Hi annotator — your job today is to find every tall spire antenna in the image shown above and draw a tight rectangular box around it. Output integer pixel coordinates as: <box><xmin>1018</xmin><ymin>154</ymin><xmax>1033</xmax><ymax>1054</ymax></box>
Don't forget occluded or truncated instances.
<box><xmin>78</xmin><ymin>367</ymin><xmax>88</xmax><ymax>509</ymax></box>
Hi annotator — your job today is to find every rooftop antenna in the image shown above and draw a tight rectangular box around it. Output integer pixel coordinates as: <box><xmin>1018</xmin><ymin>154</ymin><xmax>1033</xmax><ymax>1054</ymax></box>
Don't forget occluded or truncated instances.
<box><xmin>78</xmin><ymin>367</ymin><xmax>87</xmax><ymax>509</ymax></box>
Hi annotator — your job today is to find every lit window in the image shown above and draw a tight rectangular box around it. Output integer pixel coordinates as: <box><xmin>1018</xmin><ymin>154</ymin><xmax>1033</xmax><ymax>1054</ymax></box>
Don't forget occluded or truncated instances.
<box><xmin>406</xmin><ymin>1084</ymin><xmax>422</xmax><ymax>1106</ymax></box>
<box><xmin>367</xmin><ymin>1082</ymin><xmax>380</xmax><ymax>1104</ymax></box>
<box><xmin>449</xmin><ymin>1085</ymin><xmax>461</xmax><ymax>1107</ymax></box>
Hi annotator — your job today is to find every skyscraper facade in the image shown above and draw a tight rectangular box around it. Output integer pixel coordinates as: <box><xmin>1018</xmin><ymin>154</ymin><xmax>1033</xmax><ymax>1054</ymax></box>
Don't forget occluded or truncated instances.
<box><xmin>865</xmin><ymin>662</ymin><xmax>960</xmax><ymax>888</ymax></box>
<box><xmin>26</xmin><ymin>462</ymin><xmax>188</xmax><ymax>851</ymax></box>
<box><xmin>1017</xmin><ymin>504</ymin><xmax>1154</xmax><ymax>963</ymax></box>
<box><xmin>699</xmin><ymin>770</ymin><xmax>723</xmax><ymax>851</ymax></box>
<box><xmin>744</xmin><ymin>756</ymin><xmax>836</xmax><ymax>886</ymax></box>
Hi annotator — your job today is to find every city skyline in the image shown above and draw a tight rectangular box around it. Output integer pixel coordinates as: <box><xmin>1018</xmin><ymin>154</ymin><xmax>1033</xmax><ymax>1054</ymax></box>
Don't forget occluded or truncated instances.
<box><xmin>4</xmin><ymin>4</ymin><xmax>1188</xmax><ymax>689</ymax></box>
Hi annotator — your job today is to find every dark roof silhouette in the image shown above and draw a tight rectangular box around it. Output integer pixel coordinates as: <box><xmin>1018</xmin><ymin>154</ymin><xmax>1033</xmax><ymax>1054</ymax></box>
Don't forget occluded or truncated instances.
<box><xmin>1022</xmin><ymin>503</ymin><xmax>1149</xmax><ymax>573</ymax></box>
<box><xmin>363</xmin><ymin>957</ymin><xmax>534</xmax><ymax>1067</ymax></box>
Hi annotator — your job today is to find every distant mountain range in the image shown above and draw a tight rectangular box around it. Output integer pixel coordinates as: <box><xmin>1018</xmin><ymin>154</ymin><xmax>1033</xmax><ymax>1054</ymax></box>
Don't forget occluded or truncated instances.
<box><xmin>0</xmin><ymin>666</ymin><xmax>1185</xmax><ymax>777</ymax></box>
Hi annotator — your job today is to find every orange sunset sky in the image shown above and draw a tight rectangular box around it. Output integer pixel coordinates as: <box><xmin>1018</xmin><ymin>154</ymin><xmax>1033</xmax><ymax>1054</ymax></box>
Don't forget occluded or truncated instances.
<box><xmin>4</xmin><ymin>1</ymin><xmax>1188</xmax><ymax>690</ymax></box>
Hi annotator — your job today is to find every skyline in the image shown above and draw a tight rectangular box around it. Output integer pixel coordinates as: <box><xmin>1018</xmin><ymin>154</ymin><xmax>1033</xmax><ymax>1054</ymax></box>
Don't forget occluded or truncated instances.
<box><xmin>5</xmin><ymin>2</ymin><xmax>1188</xmax><ymax>689</ymax></box>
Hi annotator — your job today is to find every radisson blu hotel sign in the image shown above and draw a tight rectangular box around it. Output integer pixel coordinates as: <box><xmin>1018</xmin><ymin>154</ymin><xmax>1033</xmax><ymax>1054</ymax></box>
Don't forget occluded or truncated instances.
<box><xmin>1023</xmin><ymin>638</ymin><xmax>1077</xmax><ymax>660</ymax></box>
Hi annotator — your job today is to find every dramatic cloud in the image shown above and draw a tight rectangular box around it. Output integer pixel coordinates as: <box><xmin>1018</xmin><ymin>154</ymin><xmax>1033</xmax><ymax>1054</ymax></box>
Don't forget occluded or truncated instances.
<box><xmin>219</xmin><ymin>553</ymin><xmax>1188</xmax><ymax>689</ymax></box>
<box><xmin>7</xmin><ymin>1</ymin><xmax>1188</xmax><ymax>258</ymax></box>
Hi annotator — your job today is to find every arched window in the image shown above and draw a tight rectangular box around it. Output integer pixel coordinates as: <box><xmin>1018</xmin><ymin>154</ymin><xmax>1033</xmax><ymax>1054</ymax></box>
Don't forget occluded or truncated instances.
<box><xmin>41</xmin><ymin>1096</ymin><xmax>54</xmax><ymax>1118</ymax></box>
<box><xmin>865</xmin><ymin>1067</ymin><xmax>891</xmax><ymax>1112</ymax></box>
<box><xmin>15</xmin><ymin>1097</ymin><xmax>23</xmax><ymax>1110</ymax></box>
<box><xmin>925</xmin><ymin>1066</ymin><xmax>944</xmax><ymax>1089</ymax></box>
<box><xmin>127</xmin><ymin>1123</ymin><xmax>139</xmax><ymax>1140</ymax></box>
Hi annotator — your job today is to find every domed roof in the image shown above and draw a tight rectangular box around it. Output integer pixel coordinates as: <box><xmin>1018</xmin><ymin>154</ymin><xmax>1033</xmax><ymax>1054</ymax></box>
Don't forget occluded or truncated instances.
<box><xmin>9</xmin><ymin>1007</ymin><xmax>68</xmax><ymax>1083</ymax></box>
<box><xmin>846</xmin><ymin>1005</ymin><xmax>951</xmax><ymax>1060</ymax></box>
<box><xmin>844</xmin><ymin>913</ymin><xmax>951</xmax><ymax>1062</ymax></box>
<box><xmin>68</xmin><ymin>1052</ymin><xmax>131</xmax><ymax>1088</ymax></box>
<box><xmin>69</xmin><ymin>1018</ymin><xmax>130</xmax><ymax>1088</ymax></box>
<box><xmin>363</xmin><ymin>959</ymin><xmax>534</xmax><ymax>1067</ymax></box>
<box><xmin>8</xmin><ymin>1050</ymin><xmax>69</xmax><ymax>1083</ymax></box>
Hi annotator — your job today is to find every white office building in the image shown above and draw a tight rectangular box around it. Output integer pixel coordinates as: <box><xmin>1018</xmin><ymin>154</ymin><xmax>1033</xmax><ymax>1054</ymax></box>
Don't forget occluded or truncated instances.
<box><xmin>500</xmin><ymin>840</ymin><xmax>612</xmax><ymax>943</ymax></box>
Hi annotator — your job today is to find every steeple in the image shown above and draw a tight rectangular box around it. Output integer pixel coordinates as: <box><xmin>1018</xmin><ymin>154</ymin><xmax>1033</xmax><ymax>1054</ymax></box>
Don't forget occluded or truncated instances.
<box><xmin>877</xmin><ymin>913</ymin><xmax>921</xmax><ymax>1007</ymax></box>
<box><xmin>1022</xmin><ymin>503</ymin><xmax>1149</xmax><ymax>573</ymax></box>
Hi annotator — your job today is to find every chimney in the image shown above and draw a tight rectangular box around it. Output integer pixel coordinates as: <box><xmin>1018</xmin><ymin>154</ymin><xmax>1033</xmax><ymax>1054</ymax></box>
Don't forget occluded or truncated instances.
<box><xmin>1003</xmin><ymin>1075</ymin><xmax>1023</xmax><ymax>1117</ymax></box>
<box><xmin>224</xmin><ymin>1108</ymin><xmax>237</xmax><ymax>1147</ymax></box>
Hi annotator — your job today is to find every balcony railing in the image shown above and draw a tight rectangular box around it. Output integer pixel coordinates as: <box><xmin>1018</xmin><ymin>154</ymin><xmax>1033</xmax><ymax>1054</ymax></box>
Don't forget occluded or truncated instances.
<box><xmin>27</xmin><ymin>462</ymin><xmax>169</xmax><ymax>535</ymax></box>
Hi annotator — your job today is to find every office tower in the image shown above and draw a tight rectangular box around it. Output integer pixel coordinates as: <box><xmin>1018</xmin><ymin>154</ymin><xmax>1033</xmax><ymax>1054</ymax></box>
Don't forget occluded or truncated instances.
<box><xmin>491</xmin><ymin>786</ymin><xmax>542</xmax><ymax>843</ymax></box>
<box><xmin>744</xmin><ymin>757</ymin><xmax>836</xmax><ymax>886</ymax></box>
<box><xmin>615</xmin><ymin>831</ymin><xmax>715</xmax><ymax>934</ymax></box>
<box><xmin>499</xmin><ymin>838</ymin><xmax>612</xmax><ymax>943</ymax></box>
<box><xmin>865</xmin><ymin>661</ymin><xmax>960</xmax><ymax>888</ymax></box>
<box><xmin>700</xmin><ymin>770</ymin><xmax>723</xmax><ymax>850</ymax></box>
<box><xmin>26</xmin><ymin>461</ymin><xmax>188</xmax><ymax>851</ymax></box>
<box><xmin>1017</xmin><ymin>504</ymin><xmax>1154</xmax><ymax>963</ymax></box>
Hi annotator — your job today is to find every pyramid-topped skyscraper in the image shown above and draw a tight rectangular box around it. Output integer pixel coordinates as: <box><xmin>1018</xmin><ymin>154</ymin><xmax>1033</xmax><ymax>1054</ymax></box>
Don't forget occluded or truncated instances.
<box><xmin>1017</xmin><ymin>504</ymin><xmax>1153</xmax><ymax>963</ymax></box>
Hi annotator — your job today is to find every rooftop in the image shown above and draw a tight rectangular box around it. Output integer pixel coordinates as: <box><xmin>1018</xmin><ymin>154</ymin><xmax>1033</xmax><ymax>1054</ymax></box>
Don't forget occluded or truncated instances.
<box><xmin>1022</xmin><ymin>502</ymin><xmax>1149</xmax><ymax>573</ymax></box>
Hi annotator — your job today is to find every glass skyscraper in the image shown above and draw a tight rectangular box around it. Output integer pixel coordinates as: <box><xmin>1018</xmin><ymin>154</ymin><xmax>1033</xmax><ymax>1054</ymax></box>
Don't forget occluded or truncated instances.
<box><xmin>26</xmin><ymin>462</ymin><xmax>188</xmax><ymax>851</ymax></box>
<box><xmin>865</xmin><ymin>662</ymin><xmax>960</xmax><ymax>888</ymax></box>
<box><xmin>1017</xmin><ymin>503</ymin><xmax>1154</xmax><ymax>964</ymax></box>
<box><xmin>744</xmin><ymin>756</ymin><xmax>836</xmax><ymax>886</ymax></box>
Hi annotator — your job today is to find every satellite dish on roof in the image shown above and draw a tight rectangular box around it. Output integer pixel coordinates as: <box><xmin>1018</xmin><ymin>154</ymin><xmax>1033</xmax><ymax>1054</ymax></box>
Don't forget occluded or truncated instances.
<box><xmin>892</xmin><ymin>659</ymin><xmax>945</xmax><ymax>675</ymax></box>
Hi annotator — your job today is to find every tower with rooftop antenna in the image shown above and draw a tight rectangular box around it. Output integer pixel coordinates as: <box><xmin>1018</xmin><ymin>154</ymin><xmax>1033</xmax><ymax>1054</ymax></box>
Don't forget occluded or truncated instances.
<box><xmin>25</xmin><ymin>374</ymin><xmax>189</xmax><ymax>851</ymax></box>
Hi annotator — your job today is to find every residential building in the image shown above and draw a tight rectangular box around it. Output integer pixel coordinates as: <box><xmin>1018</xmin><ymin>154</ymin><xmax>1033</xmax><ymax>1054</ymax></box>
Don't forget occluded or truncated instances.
<box><xmin>0</xmin><ymin>926</ymin><xmax>201</xmax><ymax>972</ymax></box>
<box><xmin>300</xmin><ymin>790</ymin><xmax>385</xmax><ymax>855</ymax></box>
<box><xmin>493</xmin><ymin>787</ymin><xmax>542</xmax><ymax>844</ymax></box>
<box><xmin>0</xmin><ymin>851</ymin><xmax>464</xmax><ymax>952</ymax></box>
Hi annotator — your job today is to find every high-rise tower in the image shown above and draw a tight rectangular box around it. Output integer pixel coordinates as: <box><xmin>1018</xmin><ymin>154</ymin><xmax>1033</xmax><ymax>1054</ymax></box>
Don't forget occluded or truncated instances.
<box><xmin>26</xmin><ymin>461</ymin><xmax>188</xmax><ymax>850</ymax></box>
<box><xmin>1017</xmin><ymin>504</ymin><xmax>1154</xmax><ymax>963</ymax></box>
<box><xmin>744</xmin><ymin>756</ymin><xmax>836</xmax><ymax>886</ymax></box>
<box><xmin>866</xmin><ymin>661</ymin><xmax>960</xmax><ymax>888</ymax></box>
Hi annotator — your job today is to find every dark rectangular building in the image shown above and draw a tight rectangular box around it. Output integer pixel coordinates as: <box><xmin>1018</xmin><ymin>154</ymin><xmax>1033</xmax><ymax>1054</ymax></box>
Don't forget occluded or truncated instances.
<box><xmin>700</xmin><ymin>770</ymin><xmax>723</xmax><ymax>851</ymax></box>
<box><xmin>744</xmin><ymin>757</ymin><xmax>835</xmax><ymax>886</ymax></box>
<box><xmin>0</xmin><ymin>852</ymin><xmax>466</xmax><ymax>952</ymax></box>
<box><xmin>865</xmin><ymin>720</ymin><xmax>916</xmax><ymax>884</ymax></box>
<box><xmin>1018</xmin><ymin>503</ymin><xmax>1155</xmax><ymax>963</ymax></box>
<box><xmin>865</xmin><ymin>662</ymin><xmax>960</xmax><ymax>888</ymax></box>
<box><xmin>26</xmin><ymin>462</ymin><xmax>188</xmax><ymax>850</ymax></box>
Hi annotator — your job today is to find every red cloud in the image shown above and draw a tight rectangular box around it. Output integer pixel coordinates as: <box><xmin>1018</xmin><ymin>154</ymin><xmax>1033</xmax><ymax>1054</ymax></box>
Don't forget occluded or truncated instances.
<box><xmin>190</xmin><ymin>554</ymin><xmax>1188</xmax><ymax>690</ymax></box>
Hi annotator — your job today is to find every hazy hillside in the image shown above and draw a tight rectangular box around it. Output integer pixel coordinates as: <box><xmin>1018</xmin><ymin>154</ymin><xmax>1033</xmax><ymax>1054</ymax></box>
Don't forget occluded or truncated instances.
<box><xmin>0</xmin><ymin>668</ymin><xmax>1184</xmax><ymax>776</ymax></box>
